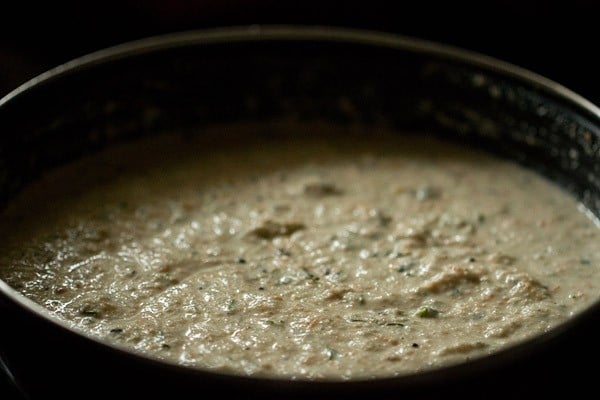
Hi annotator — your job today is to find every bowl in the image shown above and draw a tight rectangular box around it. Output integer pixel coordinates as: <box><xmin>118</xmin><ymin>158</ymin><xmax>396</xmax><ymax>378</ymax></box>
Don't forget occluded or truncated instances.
<box><xmin>1</xmin><ymin>26</ymin><xmax>599</xmax><ymax>399</ymax></box>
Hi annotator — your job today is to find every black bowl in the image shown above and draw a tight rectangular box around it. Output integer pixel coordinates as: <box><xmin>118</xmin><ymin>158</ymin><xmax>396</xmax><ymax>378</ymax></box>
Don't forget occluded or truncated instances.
<box><xmin>1</xmin><ymin>26</ymin><xmax>599</xmax><ymax>399</ymax></box>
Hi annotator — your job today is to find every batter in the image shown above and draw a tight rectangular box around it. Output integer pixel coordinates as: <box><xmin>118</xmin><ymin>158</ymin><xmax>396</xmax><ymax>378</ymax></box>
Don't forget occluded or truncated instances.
<box><xmin>1</xmin><ymin>122</ymin><xmax>598</xmax><ymax>379</ymax></box>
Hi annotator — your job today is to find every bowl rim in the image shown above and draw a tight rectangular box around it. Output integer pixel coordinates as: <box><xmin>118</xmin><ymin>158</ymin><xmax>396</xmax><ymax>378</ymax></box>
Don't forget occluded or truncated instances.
<box><xmin>1</xmin><ymin>24</ymin><xmax>599</xmax><ymax>387</ymax></box>
<box><xmin>2</xmin><ymin>25</ymin><xmax>599</xmax><ymax>118</ymax></box>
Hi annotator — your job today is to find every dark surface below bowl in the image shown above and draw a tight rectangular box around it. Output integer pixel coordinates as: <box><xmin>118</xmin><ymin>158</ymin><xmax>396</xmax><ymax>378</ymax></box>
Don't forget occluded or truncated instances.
<box><xmin>1</xmin><ymin>26</ymin><xmax>599</xmax><ymax>399</ymax></box>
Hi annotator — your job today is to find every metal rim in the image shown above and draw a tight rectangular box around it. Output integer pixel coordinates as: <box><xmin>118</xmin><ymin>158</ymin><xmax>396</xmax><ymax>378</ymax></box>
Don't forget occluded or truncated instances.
<box><xmin>1</xmin><ymin>25</ymin><xmax>599</xmax><ymax>387</ymax></box>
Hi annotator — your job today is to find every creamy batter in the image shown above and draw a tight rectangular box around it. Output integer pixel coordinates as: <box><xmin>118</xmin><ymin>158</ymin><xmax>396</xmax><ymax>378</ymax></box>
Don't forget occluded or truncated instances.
<box><xmin>1</xmin><ymin>122</ymin><xmax>599</xmax><ymax>380</ymax></box>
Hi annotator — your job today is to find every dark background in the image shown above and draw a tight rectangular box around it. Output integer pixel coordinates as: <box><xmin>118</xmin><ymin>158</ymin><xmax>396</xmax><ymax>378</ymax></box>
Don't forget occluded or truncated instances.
<box><xmin>1</xmin><ymin>0</ymin><xmax>598</xmax><ymax>397</ymax></box>
<box><xmin>1</xmin><ymin>0</ymin><xmax>599</xmax><ymax>104</ymax></box>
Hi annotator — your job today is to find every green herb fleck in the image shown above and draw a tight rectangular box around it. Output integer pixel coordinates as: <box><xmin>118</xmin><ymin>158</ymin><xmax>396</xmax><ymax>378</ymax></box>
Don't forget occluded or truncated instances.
<box><xmin>250</xmin><ymin>221</ymin><xmax>305</xmax><ymax>239</ymax></box>
<box><xmin>226</xmin><ymin>299</ymin><xmax>237</xmax><ymax>314</ymax></box>
<box><xmin>358</xmin><ymin>294</ymin><xmax>366</xmax><ymax>305</ymax></box>
<box><xmin>397</xmin><ymin>262</ymin><xmax>415</xmax><ymax>273</ymax></box>
<box><xmin>415</xmin><ymin>186</ymin><xmax>440</xmax><ymax>201</ymax></box>
<box><xmin>278</xmin><ymin>248</ymin><xmax>292</xmax><ymax>257</ymax></box>
<box><xmin>580</xmin><ymin>257</ymin><xmax>591</xmax><ymax>265</ymax></box>
<box><xmin>304</xmin><ymin>183</ymin><xmax>342</xmax><ymax>197</ymax></box>
<box><xmin>416</xmin><ymin>307</ymin><xmax>439</xmax><ymax>318</ymax></box>
<box><xmin>79</xmin><ymin>306</ymin><xmax>100</xmax><ymax>318</ymax></box>
<box><xmin>326</xmin><ymin>347</ymin><xmax>339</xmax><ymax>360</ymax></box>
<box><xmin>302</xmin><ymin>267</ymin><xmax>319</xmax><ymax>281</ymax></box>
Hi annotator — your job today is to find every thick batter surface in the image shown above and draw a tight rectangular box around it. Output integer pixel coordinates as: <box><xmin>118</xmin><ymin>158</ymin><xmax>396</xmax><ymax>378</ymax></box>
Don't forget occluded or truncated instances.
<box><xmin>1</xmin><ymin>122</ymin><xmax>599</xmax><ymax>379</ymax></box>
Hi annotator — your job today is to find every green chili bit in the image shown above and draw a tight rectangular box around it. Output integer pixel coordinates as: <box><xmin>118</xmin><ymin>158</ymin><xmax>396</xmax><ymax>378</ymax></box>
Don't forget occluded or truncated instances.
<box><xmin>416</xmin><ymin>307</ymin><xmax>439</xmax><ymax>318</ymax></box>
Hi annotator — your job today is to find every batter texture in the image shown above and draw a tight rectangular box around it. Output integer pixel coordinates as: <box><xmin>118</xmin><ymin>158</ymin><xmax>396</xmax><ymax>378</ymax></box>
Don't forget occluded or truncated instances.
<box><xmin>1</xmin><ymin>122</ymin><xmax>598</xmax><ymax>379</ymax></box>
